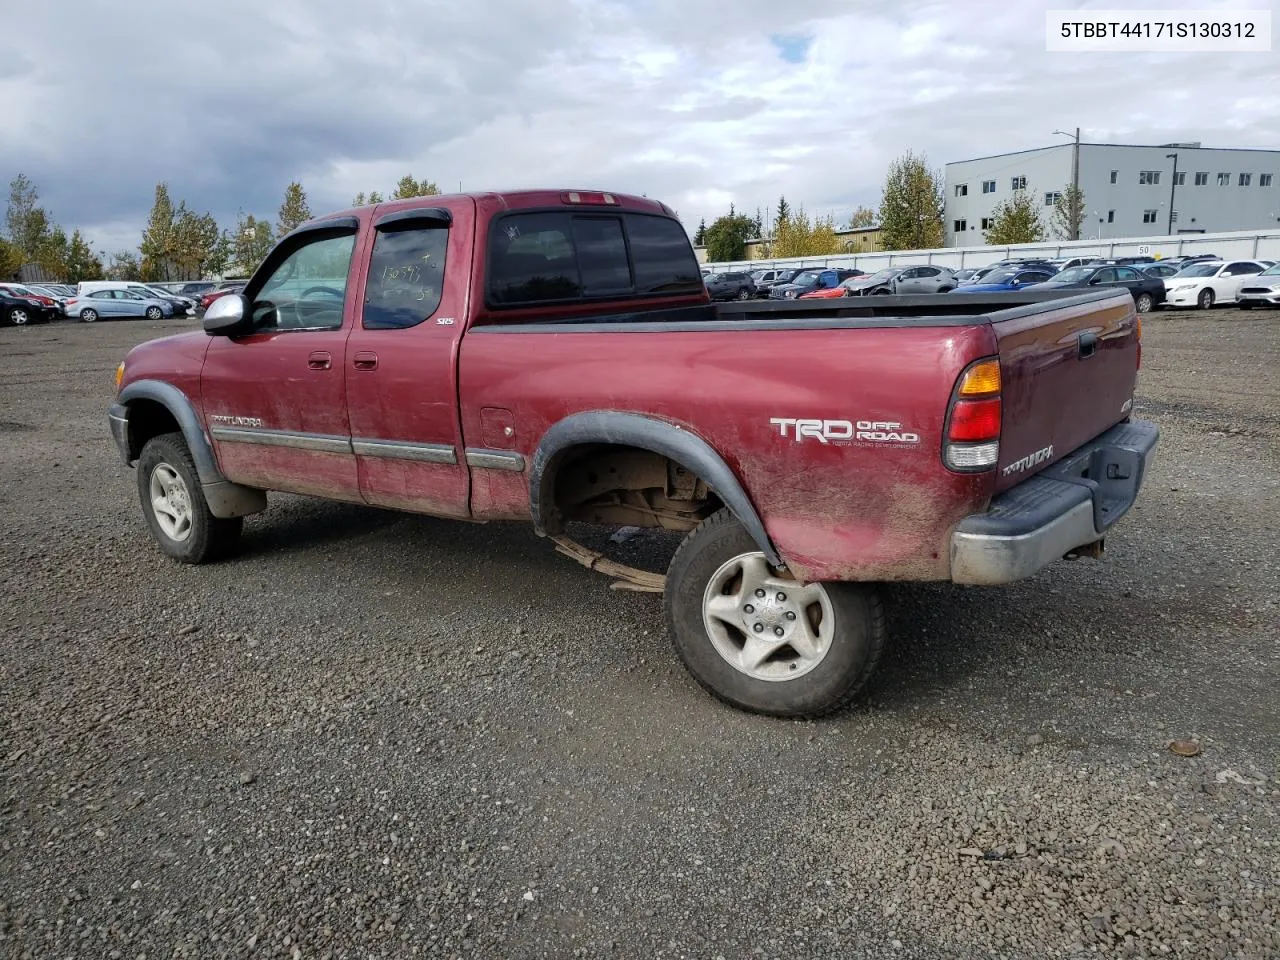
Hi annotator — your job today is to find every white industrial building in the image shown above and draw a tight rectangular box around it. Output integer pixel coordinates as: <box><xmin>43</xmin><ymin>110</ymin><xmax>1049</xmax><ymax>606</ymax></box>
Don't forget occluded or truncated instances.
<box><xmin>944</xmin><ymin>141</ymin><xmax>1280</xmax><ymax>247</ymax></box>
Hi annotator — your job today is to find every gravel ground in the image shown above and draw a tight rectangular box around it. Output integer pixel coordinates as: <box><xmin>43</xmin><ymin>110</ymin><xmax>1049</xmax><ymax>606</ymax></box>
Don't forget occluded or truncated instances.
<box><xmin>1</xmin><ymin>310</ymin><xmax>1277</xmax><ymax>959</ymax></box>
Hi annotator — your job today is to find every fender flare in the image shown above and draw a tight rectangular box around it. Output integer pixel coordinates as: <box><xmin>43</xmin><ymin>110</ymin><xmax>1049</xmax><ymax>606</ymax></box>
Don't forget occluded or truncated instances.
<box><xmin>117</xmin><ymin>379</ymin><xmax>224</xmax><ymax>485</ymax></box>
<box><xmin>528</xmin><ymin>411</ymin><xmax>783</xmax><ymax>568</ymax></box>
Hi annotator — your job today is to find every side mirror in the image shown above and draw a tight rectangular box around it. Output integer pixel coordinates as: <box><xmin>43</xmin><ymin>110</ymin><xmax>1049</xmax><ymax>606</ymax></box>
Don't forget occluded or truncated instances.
<box><xmin>202</xmin><ymin>294</ymin><xmax>252</xmax><ymax>337</ymax></box>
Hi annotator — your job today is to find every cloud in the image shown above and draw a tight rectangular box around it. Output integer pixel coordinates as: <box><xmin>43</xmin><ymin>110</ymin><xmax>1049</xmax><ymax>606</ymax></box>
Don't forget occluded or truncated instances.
<box><xmin>2</xmin><ymin>0</ymin><xmax>1277</xmax><ymax>254</ymax></box>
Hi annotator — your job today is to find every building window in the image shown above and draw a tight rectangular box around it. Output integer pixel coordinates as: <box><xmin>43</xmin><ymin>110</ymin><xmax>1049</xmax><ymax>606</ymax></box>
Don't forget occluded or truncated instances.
<box><xmin>953</xmin><ymin>219</ymin><xmax>967</xmax><ymax>233</ymax></box>
<box><xmin>1173</xmin><ymin>172</ymin><xmax>1186</xmax><ymax>186</ymax></box>
<box><xmin>1107</xmin><ymin>210</ymin><xmax>1115</xmax><ymax>223</ymax></box>
<box><xmin>1110</xmin><ymin>170</ymin><xmax>1118</xmax><ymax>184</ymax></box>
<box><xmin>1239</xmin><ymin>173</ymin><xmax>1252</xmax><ymax>186</ymax></box>
<box><xmin>1217</xmin><ymin>172</ymin><xmax>1230</xmax><ymax>186</ymax></box>
<box><xmin>1261</xmin><ymin>174</ymin><xmax>1274</xmax><ymax>187</ymax></box>
<box><xmin>1194</xmin><ymin>172</ymin><xmax>1208</xmax><ymax>185</ymax></box>
<box><xmin>1138</xmin><ymin>170</ymin><xmax>1162</xmax><ymax>185</ymax></box>
<box><xmin>1044</xmin><ymin>191</ymin><xmax>1061</xmax><ymax>206</ymax></box>
<box><xmin>1142</xmin><ymin>209</ymin><xmax>1158</xmax><ymax>224</ymax></box>
<box><xmin>981</xmin><ymin>180</ymin><xmax>996</xmax><ymax>194</ymax></box>
<box><xmin>1010</xmin><ymin>176</ymin><xmax>1026</xmax><ymax>190</ymax></box>
<box><xmin>980</xmin><ymin>217</ymin><xmax>994</xmax><ymax>230</ymax></box>
<box><xmin>954</xmin><ymin>184</ymin><xmax>968</xmax><ymax>197</ymax></box>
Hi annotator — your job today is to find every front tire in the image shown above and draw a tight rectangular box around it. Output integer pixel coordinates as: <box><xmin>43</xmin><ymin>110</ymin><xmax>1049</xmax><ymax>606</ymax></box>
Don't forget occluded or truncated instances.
<box><xmin>664</xmin><ymin>509</ymin><xmax>885</xmax><ymax>717</ymax></box>
<box><xmin>80</xmin><ymin>308</ymin><xmax>99</xmax><ymax>323</ymax></box>
<box><xmin>7</xmin><ymin>307</ymin><xmax>29</xmax><ymax>326</ymax></box>
<box><xmin>137</xmin><ymin>432</ymin><xmax>243</xmax><ymax>564</ymax></box>
<box><xmin>1198</xmin><ymin>289</ymin><xmax>1215</xmax><ymax>310</ymax></box>
<box><xmin>145</xmin><ymin>306</ymin><xmax>163</xmax><ymax>320</ymax></box>
<box><xmin>1135</xmin><ymin>292</ymin><xmax>1154</xmax><ymax>314</ymax></box>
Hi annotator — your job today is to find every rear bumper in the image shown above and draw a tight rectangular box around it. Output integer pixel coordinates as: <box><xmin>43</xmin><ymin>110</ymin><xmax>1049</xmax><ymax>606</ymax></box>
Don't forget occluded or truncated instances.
<box><xmin>950</xmin><ymin>418</ymin><xmax>1159</xmax><ymax>585</ymax></box>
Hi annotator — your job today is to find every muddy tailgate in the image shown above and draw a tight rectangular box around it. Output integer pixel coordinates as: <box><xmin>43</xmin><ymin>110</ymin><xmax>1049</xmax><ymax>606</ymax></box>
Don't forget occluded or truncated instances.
<box><xmin>990</xmin><ymin>290</ymin><xmax>1140</xmax><ymax>492</ymax></box>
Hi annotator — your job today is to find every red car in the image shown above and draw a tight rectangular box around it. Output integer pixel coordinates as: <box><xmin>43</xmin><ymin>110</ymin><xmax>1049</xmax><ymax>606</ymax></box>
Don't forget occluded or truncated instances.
<box><xmin>197</xmin><ymin>282</ymin><xmax>247</xmax><ymax>315</ymax></box>
<box><xmin>108</xmin><ymin>189</ymin><xmax>1157</xmax><ymax>717</ymax></box>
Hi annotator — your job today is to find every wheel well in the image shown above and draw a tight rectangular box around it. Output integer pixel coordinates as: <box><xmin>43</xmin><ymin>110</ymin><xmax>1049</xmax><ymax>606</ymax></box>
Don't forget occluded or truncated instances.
<box><xmin>546</xmin><ymin>443</ymin><xmax>723</xmax><ymax>534</ymax></box>
<box><xmin>124</xmin><ymin>399</ymin><xmax>181</xmax><ymax>462</ymax></box>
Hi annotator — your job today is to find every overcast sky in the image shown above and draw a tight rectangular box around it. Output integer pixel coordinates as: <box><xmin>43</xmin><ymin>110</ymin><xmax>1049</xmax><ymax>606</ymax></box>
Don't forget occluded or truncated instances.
<box><xmin>4</xmin><ymin>0</ymin><xmax>1276</xmax><ymax>254</ymax></box>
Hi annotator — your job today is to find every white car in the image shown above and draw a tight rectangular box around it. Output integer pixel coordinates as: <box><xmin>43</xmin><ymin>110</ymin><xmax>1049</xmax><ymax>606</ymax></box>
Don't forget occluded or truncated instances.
<box><xmin>1237</xmin><ymin>263</ymin><xmax>1280</xmax><ymax>309</ymax></box>
<box><xmin>1161</xmin><ymin>260</ymin><xmax>1268</xmax><ymax>310</ymax></box>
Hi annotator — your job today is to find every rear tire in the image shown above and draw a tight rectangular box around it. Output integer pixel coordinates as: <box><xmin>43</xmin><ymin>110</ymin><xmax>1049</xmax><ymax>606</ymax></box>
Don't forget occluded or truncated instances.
<box><xmin>137</xmin><ymin>432</ymin><xmax>243</xmax><ymax>564</ymax></box>
<box><xmin>664</xmin><ymin>509</ymin><xmax>885</xmax><ymax>718</ymax></box>
<box><xmin>7</xmin><ymin>307</ymin><xmax>29</xmax><ymax>326</ymax></box>
<box><xmin>1197</xmin><ymin>289</ymin><xmax>1215</xmax><ymax>310</ymax></box>
<box><xmin>145</xmin><ymin>306</ymin><xmax>163</xmax><ymax>320</ymax></box>
<box><xmin>1135</xmin><ymin>293</ymin><xmax>1154</xmax><ymax>314</ymax></box>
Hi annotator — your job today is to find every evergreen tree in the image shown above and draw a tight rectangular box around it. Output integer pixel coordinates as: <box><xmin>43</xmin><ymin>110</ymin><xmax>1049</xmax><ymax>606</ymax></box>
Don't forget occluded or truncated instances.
<box><xmin>1050</xmin><ymin>183</ymin><xmax>1087</xmax><ymax>241</ymax></box>
<box><xmin>703</xmin><ymin>211</ymin><xmax>757</xmax><ymax>263</ymax></box>
<box><xmin>139</xmin><ymin>183</ymin><xmax>176</xmax><ymax>280</ymax></box>
<box><xmin>878</xmin><ymin>151</ymin><xmax>945</xmax><ymax>250</ymax></box>
<box><xmin>276</xmin><ymin>181</ymin><xmax>313</xmax><ymax>238</ymax></box>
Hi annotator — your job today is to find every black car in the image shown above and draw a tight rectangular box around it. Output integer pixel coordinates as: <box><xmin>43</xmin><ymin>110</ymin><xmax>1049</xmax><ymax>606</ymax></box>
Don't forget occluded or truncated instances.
<box><xmin>749</xmin><ymin>267</ymin><xmax>801</xmax><ymax>298</ymax></box>
<box><xmin>178</xmin><ymin>281</ymin><xmax>217</xmax><ymax>298</ymax></box>
<box><xmin>1</xmin><ymin>291</ymin><xmax>56</xmax><ymax>326</ymax></box>
<box><xmin>769</xmin><ymin>267</ymin><xmax>862</xmax><ymax>299</ymax></box>
<box><xmin>704</xmin><ymin>271</ymin><xmax>757</xmax><ymax>301</ymax></box>
<box><xmin>1024</xmin><ymin>264</ymin><xmax>1165</xmax><ymax>313</ymax></box>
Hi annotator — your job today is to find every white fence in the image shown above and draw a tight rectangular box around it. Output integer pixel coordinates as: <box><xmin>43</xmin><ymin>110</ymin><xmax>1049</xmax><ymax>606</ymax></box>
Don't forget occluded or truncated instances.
<box><xmin>704</xmin><ymin>228</ymin><xmax>1280</xmax><ymax>273</ymax></box>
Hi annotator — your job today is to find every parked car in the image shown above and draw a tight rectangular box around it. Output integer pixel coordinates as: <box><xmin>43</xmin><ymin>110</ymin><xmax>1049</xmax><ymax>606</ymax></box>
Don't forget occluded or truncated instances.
<box><xmin>799</xmin><ymin>275</ymin><xmax>874</xmax><ymax>299</ymax></box>
<box><xmin>1237</xmin><ymin>263</ymin><xmax>1280</xmax><ymax>309</ymax></box>
<box><xmin>197</xmin><ymin>282</ymin><xmax>248</xmax><ymax>316</ymax></box>
<box><xmin>950</xmin><ymin>266</ymin><xmax>1056</xmax><ymax>294</ymax></box>
<box><xmin>839</xmin><ymin>267</ymin><xmax>910</xmax><ymax>296</ymax></box>
<box><xmin>1023</xmin><ymin>264</ymin><xmax>1166</xmax><ymax>313</ymax></box>
<box><xmin>705</xmin><ymin>271</ymin><xmax>757</xmax><ymax>301</ymax></box>
<box><xmin>953</xmin><ymin>268</ymin><xmax>981</xmax><ymax>284</ymax></box>
<box><xmin>1136</xmin><ymin>263</ymin><xmax>1181</xmax><ymax>280</ymax></box>
<box><xmin>177</xmin><ymin>281</ymin><xmax>217</xmax><ymax>298</ymax></box>
<box><xmin>768</xmin><ymin>268</ymin><xmax>860</xmax><ymax>299</ymax></box>
<box><xmin>64</xmin><ymin>288</ymin><xmax>177</xmax><ymax>322</ymax></box>
<box><xmin>893</xmin><ymin>265</ymin><xmax>959</xmax><ymax>294</ymax></box>
<box><xmin>1160</xmin><ymin>260</ymin><xmax>1268</xmax><ymax>310</ymax></box>
<box><xmin>123</xmin><ymin>282</ymin><xmax>196</xmax><ymax>313</ymax></box>
<box><xmin>749</xmin><ymin>268</ymin><xmax>795</xmax><ymax>290</ymax></box>
<box><xmin>1</xmin><ymin>288</ymin><xmax>57</xmax><ymax>326</ymax></box>
<box><xmin>106</xmin><ymin>187</ymin><xmax>1158</xmax><ymax>718</ymax></box>
<box><xmin>0</xmin><ymin>282</ymin><xmax>60</xmax><ymax>311</ymax></box>
<box><xmin>1052</xmin><ymin>257</ymin><xmax>1104</xmax><ymax>271</ymax></box>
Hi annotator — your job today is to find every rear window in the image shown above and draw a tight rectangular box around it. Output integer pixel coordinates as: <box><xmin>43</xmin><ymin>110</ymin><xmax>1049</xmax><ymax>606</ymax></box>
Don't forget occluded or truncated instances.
<box><xmin>487</xmin><ymin>211</ymin><xmax>702</xmax><ymax>307</ymax></box>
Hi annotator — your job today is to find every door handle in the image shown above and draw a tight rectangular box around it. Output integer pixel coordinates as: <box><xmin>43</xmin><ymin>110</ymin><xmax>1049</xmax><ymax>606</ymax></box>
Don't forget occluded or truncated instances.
<box><xmin>308</xmin><ymin>351</ymin><xmax>332</xmax><ymax>370</ymax></box>
<box><xmin>353</xmin><ymin>351</ymin><xmax>378</xmax><ymax>371</ymax></box>
<box><xmin>1078</xmin><ymin>331</ymin><xmax>1098</xmax><ymax>359</ymax></box>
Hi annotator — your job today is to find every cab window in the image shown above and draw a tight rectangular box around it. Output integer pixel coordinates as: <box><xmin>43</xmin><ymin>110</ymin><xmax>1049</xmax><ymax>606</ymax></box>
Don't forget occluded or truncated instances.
<box><xmin>363</xmin><ymin>225</ymin><xmax>449</xmax><ymax>329</ymax></box>
<box><xmin>250</xmin><ymin>232</ymin><xmax>356</xmax><ymax>331</ymax></box>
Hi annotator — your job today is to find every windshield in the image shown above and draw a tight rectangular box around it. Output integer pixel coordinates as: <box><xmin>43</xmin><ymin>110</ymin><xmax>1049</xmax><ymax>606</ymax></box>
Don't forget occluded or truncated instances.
<box><xmin>1049</xmin><ymin>267</ymin><xmax>1095</xmax><ymax>283</ymax></box>
<box><xmin>981</xmin><ymin>269</ymin><xmax>1019</xmax><ymax>285</ymax></box>
<box><xmin>864</xmin><ymin>269</ymin><xmax>898</xmax><ymax>282</ymax></box>
<box><xmin>791</xmin><ymin>271</ymin><xmax>822</xmax><ymax>286</ymax></box>
<box><xmin>1259</xmin><ymin>263</ymin><xmax>1280</xmax><ymax>276</ymax></box>
<box><xmin>1175</xmin><ymin>263</ymin><xmax>1221</xmax><ymax>278</ymax></box>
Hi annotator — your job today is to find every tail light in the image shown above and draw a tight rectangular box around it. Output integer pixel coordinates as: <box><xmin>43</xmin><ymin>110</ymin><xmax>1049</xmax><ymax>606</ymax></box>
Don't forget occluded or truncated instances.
<box><xmin>944</xmin><ymin>358</ymin><xmax>1002</xmax><ymax>472</ymax></box>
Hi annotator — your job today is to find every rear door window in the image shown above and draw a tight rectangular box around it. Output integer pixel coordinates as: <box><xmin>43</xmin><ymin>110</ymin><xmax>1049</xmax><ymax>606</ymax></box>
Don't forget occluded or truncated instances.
<box><xmin>363</xmin><ymin>225</ymin><xmax>449</xmax><ymax>329</ymax></box>
<box><xmin>487</xmin><ymin>211</ymin><xmax>702</xmax><ymax>307</ymax></box>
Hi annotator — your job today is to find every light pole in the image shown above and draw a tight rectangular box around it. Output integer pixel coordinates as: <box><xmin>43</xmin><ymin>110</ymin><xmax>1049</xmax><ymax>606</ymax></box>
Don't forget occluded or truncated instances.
<box><xmin>1166</xmin><ymin>152</ymin><xmax>1179</xmax><ymax>235</ymax></box>
<box><xmin>1052</xmin><ymin>127</ymin><xmax>1081</xmax><ymax>240</ymax></box>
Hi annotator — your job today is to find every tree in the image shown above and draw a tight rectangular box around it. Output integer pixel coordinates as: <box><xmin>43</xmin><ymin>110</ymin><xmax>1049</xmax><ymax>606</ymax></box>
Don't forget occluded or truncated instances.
<box><xmin>702</xmin><ymin>211</ymin><xmax>757</xmax><ymax>262</ymax></box>
<box><xmin>139</xmin><ymin>183</ymin><xmax>176</xmax><ymax>281</ymax></box>
<box><xmin>878</xmin><ymin>151</ymin><xmax>945</xmax><ymax>251</ymax></box>
<box><xmin>1050</xmin><ymin>183</ymin><xmax>1086</xmax><ymax>241</ymax></box>
<box><xmin>0</xmin><ymin>238</ymin><xmax>22</xmax><ymax>280</ymax></box>
<box><xmin>35</xmin><ymin>224</ymin><xmax>69</xmax><ymax>277</ymax></box>
<box><xmin>775</xmin><ymin>195</ymin><xmax>791</xmax><ymax>227</ymax></box>
<box><xmin>771</xmin><ymin>207</ymin><xmax>840</xmax><ymax>258</ymax></box>
<box><xmin>391</xmin><ymin>175</ymin><xmax>441</xmax><ymax>200</ymax></box>
<box><xmin>847</xmin><ymin>206</ymin><xmax>876</xmax><ymax>229</ymax></box>
<box><xmin>276</xmin><ymin>181</ymin><xmax>313</xmax><ymax>238</ymax></box>
<box><xmin>106</xmin><ymin>250</ymin><xmax>142</xmax><ymax>281</ymax></box>
<box><xmin>231</xmin><ymin>213</ymin><xmax>275</xmax><ymax>276</ymax></box>
<box><xmin>983</xmin><ymin>192</ymin><xmax>1046</xmax><ymax>245</ymax></box>
<box><xmin>64</xmin><ymin>230</ymin><xmax>103</xmax><ymax>282</ymax></box>
<box><xmin>693</xmin><ymin>218</ymin><xmax>707</xmax><ymax>246</ymax></box>
<box><xmin>5</xmin><ymin>174</ymin><xmax>46</xmax><ymax>257</ymax></box>
<box><xmin>170</xmin><ymin>207</ymin><xmax>222</xmax><ymax>279</ymax></box>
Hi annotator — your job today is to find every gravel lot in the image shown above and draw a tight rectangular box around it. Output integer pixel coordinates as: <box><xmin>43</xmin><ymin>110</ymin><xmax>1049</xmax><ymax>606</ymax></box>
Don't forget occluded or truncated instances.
<box><xmin>1</xmin><ymin>310</ymin><xmax>1277</xmax><ymax>959</ymax></box>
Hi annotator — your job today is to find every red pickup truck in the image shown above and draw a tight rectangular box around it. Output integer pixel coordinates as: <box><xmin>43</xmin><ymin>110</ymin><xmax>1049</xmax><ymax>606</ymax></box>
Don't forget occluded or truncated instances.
<box><xmin>108</xmin><ymin>189</ymin><xmax>1158</xmax><ymax>717</ymax></box>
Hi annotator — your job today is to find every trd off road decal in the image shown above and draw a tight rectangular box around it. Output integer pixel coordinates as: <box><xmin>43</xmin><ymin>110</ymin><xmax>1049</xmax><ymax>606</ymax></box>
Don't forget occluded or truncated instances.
<box><xmin>770</xmin><ymin>418</ymin><xmax>920</xmax><ymax>445</ymax></box>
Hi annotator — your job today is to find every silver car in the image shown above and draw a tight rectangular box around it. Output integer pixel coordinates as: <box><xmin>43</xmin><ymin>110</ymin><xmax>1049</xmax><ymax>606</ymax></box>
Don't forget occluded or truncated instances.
<box><xmin>1237</xmin><ymin>262</ymin><xmax>1280</xmax><ymax>309</ymax></box>
<box><xmin>65</xmin><ymin>288</ymin><xmax>177</xmax><ymax>322</ymax></box>
<box><xmin>892</xmin><ymin>265</ymin><xmax>959</xmax><ymax>294</ymax></box>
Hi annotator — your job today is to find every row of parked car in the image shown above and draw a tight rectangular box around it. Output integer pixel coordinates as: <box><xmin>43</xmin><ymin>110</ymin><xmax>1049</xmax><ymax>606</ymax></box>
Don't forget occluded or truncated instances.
<box><xmin>702</xmin><ymin>253</ymin><xmax>1280</xmax><ymax>313</ymax></box>
<box><xmin>0</xmin><ymin>279</ymin><xmax>248</xmax><ymax>326</ymax></box>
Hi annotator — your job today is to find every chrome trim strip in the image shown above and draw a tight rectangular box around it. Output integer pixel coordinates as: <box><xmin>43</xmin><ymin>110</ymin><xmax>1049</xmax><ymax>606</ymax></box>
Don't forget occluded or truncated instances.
<box><xmin>465</xmin><ymin>448</ymin><xmax>526</xmax><ymax>472</ymax></box>
<box><xmin>210</xmin><ymin>426</ymin><xmax>353</xmax><ymax>454</ymax></box>
<box><xmin>352</xmin><ymin>439</ymin><xmax>458</xmax><ymax>464</ymax></box>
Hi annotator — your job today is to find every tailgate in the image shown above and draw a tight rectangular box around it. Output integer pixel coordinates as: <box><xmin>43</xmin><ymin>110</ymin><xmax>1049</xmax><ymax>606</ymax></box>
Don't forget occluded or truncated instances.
<box><xmin>990</xmin><ymin>291</ymin><xmax>1139</xmax><ymax>492</ymax></box>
